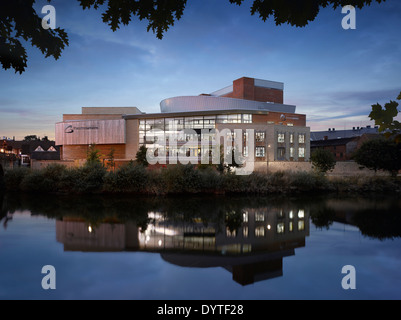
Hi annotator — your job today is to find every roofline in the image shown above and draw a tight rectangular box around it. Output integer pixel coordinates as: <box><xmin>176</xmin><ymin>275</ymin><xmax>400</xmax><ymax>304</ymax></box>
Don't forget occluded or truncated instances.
<box><xmin>123</xmin><ymin>109</ymin><xmax>306</xmax><ymax>120</ymax></box>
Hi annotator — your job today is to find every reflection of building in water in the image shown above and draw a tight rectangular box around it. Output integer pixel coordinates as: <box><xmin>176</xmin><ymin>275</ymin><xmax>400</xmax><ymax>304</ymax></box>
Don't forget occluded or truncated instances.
<box><xmin>56</xmin><ymin>207</ymin><xmax>309</xmax><ymax>286</ymax></box>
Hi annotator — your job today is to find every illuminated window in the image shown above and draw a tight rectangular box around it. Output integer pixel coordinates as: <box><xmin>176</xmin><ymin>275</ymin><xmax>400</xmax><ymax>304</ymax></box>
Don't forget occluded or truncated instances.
<box><xmin>255</xmin><ymin>131</ymin><xmax>265</xmax><ymax>142</ymax></box>
<box><xmin>299</xmin><ymin>147</ymin><xmax>305</xmax><ymax>158</ymax></box>
<box><xmin>290</xmin><ymin>133</ymin><xmax>294</xmax><ymax>144</ymax></box>
<box><xmin>278</xmin><ymin>133</ymin><xmax>285</xmax><ymax>143</ymax></box>
<box><xmin>255</xmin><ymin>212</ymin><xmax>265</xmax><ymax>222</ymax></box>
<box><xmin>289</xmin><ymin>210</ymin><xmax>294</xmax><ymax>219</ymax></box>
<box><xmin>255</xmin><ymin>146</ymin><xmax>265</xmax><ymax>157</ymax></box>
<box><xmin>242</xmin><ymin>114</ymin><xmax>252</xmax><ymax>123</ymax></box>
<box><xmin>290</xmin><ymin>147</ymin><xmax>294</xmax><ymax>158</ymax></box>
<box><xmin>47</xmin><ymin>146</ymin><xmax>57</xmax><ymax>152</ymax></box>
<box><xmin>243</xmin><ymin>226</ymin><xmax>249</xmax><ymax>238</ymax></box>
<box><xmin>34</xmin><ymin>146</ymin><xmax>44</xmax><ymax>152</ymax></box>
<box><xmin>298</xmin><ymin>210</ymin><xmax>305</xmax><ymax>218</ymax></box>
<box><xmin>298</xmin><ymin>220</ymin><xmax>305</xmax><ymax>231</ymax></box>
<box><xmin>255</xmin><ymin>226</ymin><xmax>265</xmax><ymax>237</ymax></box>
<box><xmin>289</xmin><ymin>221</ymin><xmax>293</xmax><ymax>232</ymax></box>
<box><xmin>277</xmin><ymin>223</ymin><xmax>285</xmax><ymax>234</ymax></box>
<box><xmin>243</xmin><ymin>146</ymin><xmax>248</xmax><ymax>157</ymax></box>
<box><xmin>299</xmin><ymin>134</ymin><xmax>305</xmax><ymax>144</ymax></box>
<box><xmin>242</xmin><ymin>211</ymin><xmax>248</xmax><ymax>223</ymax></box>
<box><xmin>226</xmin><ymin>228</ymin><xmax>236</xmax><ymax>238</ymax></box>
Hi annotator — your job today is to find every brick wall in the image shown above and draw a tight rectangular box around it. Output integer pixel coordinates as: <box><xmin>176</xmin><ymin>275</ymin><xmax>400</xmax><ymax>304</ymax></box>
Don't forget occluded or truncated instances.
<box><xmin>222</xmin><ymin>77</ymin><xmax>284</xmax><ymax>103</ymax></box>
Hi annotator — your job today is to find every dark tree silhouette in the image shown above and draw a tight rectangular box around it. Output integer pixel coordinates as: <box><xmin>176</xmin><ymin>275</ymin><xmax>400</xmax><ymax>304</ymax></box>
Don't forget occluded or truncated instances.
<box><xmin>1</xmin><ymin>0</ymin><xmax>385</xmax><ymax>73</ymax></box>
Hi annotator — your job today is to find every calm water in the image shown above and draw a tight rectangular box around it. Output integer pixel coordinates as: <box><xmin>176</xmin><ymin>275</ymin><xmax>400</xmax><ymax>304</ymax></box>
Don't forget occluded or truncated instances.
<box><xmin>0</xmin><ymin>192</ymin><xmax>400</xmax><ymax>300</ymax></box>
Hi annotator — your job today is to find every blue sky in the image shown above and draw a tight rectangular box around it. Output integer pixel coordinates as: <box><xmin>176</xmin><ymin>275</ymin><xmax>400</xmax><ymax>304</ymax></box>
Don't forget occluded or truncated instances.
<box><xmin>1</xmin><ymin>0</ymin><xmax>400</xmax><ymax>140</ymax></box>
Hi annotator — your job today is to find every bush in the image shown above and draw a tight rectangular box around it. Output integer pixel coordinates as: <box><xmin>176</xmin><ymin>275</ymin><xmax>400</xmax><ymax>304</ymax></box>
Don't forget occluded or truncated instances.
<box><xmin>310</xmin><ymin>148</ymin><xmax>336</xmax><ymax>174</ymax></box>
<box><xmin>4</xmin><ymin>167</ymin><xmax>30</xmax><ymax>191</ymax></box>
<box><xmin>104</xmin><ymin>163</ymin><xmax>148</xmax><ymax>193</ymax></box>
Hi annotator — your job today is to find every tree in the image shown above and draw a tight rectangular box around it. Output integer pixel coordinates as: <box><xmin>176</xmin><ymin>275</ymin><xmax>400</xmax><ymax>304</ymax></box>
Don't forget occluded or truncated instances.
<box><xmin>369</xmin><ymin>91</ymin><xmax>401</xmax><ymax>143</ymax></box>
<box><xmin>86</xmin><ymin>143</ymin><xmax>102</xmax><ymax>166</ymax></box>
<box><xmin>310</xmin><ymin>148</ymin><xmax>336</xmax><ymax>174</ymax></box>
<box><xmin>353</xmin><ymin>138</ymin><xmax>401</xmax><ymax>177</ymax></box>
<box><xmin>0</xmin><ymin>1</ymin><xmax>68</xmax><ymax>74</ymax></box>
<box><xmin>135</xmin><ymin>145</ymin><xmax>149</xmax><ymax>167</ymax></box>
<box><xmin>106</xmin><ymin>148</ymin><xmax>115</xmax><ymax>170</ymax></box>
<box><xmin>216</xmin><ymin>144</ymin><xmax>244</xmax><ymax>174</ymax></box>
<box><xmin>23</xmin><ymin>135</ymin><xmax>39</xmax><ymax>141</ymax></box>
<box><xmin>1</xmin><ymin>0</ymin><xmax>385</xmax><ymax>73</ymax></box>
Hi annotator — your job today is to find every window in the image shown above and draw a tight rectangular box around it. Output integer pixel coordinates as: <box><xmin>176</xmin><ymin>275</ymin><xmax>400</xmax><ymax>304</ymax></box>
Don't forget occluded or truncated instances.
<box><xmin>299</xmin><ymin>147</ymin><xmax>305</xmax><ymax>158</ymax></box>
<box><xmin>242</xmin><ymin>114</ymin><xmax>252</xmax><ymax>123</ymax></box>
<box><xmin>278</xmin><ymin>147</ymin><xmax>286</xmax><ymax>160</ymax></box>
<box><xmin>242</xmin><ymin>211</ymin><xmax>248</xmax><ymax>223</ymax></box>
<box><xmin>255</xmin><ymin>226</ymin><xmax>265</xmax><ymax>237</ymax></box>
<box><xmin>255</xmin><ymin>131</ymin><xmax>265</xmax><ymax>142</ymax></box>
<box><xmin>255</xmin><ymin>212</ymin><xmax>265</xmax><ymax>222</ymax></box>
<box><xmin>278</xmin><ymin>133</ymin><xmax>285</xmax><ymax>143</ymax></box>
<box><xmin>47</xmin><ymin>146</ymin><xmax>57</xmax><ymax>152</ymax></box>
<box><xmin>255</xmin><ymin>146</ymin><xmax>265</xmax><ymax>157</ymax></box>
<box><xmin>242</xmin><ymin>226</ymin><xmax>249</xmax><ymax>238</ymax></box>
<box><xmin>298</xmin><ymin>210</ymin><xmax>305</xmax><ymax>218</ymax></box>
<box><xmin>243</xmin><ymin>146</ymin><xmax>248</xmax><ymax>157</ymax></box>
<box><xmin>277</xmin><ymin>223</ymin><xmax>285</xmax><ymax>234</ymax></box>
<box><xmin>34</xmin><ymin>146</ymin><xmax>44</xmax><ymax>152</ymax></box>
<box><xmin>290</xmin><ymin>147</ymin><xmax>294</xmax><ymax>158</ymax></box>
<box><xmin>299</xmin><ymin>134</ymin><xmax>305</xmax><ymax>144</ymax></box>
<box><xmin>290</xmin><ymin>133</ymin><xmax>294</xmax><ymax>144</ymax></box>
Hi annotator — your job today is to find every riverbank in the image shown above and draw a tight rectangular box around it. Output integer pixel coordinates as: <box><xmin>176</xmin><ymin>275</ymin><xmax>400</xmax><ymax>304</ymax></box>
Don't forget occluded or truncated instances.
<box><xmin>2</xmin><ymin>163</ymin><xmax>401</xmax><ymax>196</ymax></box>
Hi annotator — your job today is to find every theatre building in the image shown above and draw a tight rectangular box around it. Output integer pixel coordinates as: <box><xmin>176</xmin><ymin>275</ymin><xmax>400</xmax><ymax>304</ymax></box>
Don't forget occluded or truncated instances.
<box><xmin>55</xmin><ymin>77</ymin><xmax>310</xmax><ymax>171</ymax></box>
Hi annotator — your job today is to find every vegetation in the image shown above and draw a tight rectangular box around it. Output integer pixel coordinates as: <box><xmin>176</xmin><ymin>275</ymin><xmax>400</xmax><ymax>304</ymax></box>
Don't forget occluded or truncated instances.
<box><xmin>2</xmin><ymin>162</ymin><xmax>400</xmax><ymax>196</ymax></box>
<box><xmin>353</xmin><ymin>138</ymin><xmax>401</xmax><ymax>177</ymax></box>
<box><xmin>135</xmin><ymin>145</ymin><xmax>149</xmax><ymax>167</ymax></box>
<box><xmin>86</xmin><ymin>144</ymin><xmax>102</xmax><ymax>166</ymax></box>
<box><xmin>369</xmin><ymin>91</ymin><xmax>401</xmax><ymax>143</ymax></box>
<box><xmin>310</xmin><ymin>148</ymin><xmax>336</xmax><ymax>174</ymax></box>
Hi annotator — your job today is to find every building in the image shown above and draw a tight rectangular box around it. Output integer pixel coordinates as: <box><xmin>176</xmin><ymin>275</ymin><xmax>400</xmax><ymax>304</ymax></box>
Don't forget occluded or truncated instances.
<box><xmin>1</xmin><ymin>138</ymin><xmax>60</xmax><ymax>167</ymax></box>
<box><xmin>310</xmin><ymin>126</ymin><xmax>381</xmax><ymax>161</ymax></box>
<box><xmin>310</xmin><ymin>126</ymin><xmax>379</xmax><ymax>141</ymax></box>
<box><xmin>56</xmin><ymin>205</ymin><xmax>309</xmax><ymax>286</ymax></box>
<box><xmin>55</xmin><ymin>77</ymin><xmax>310</xmax><ymax>171</ymax></box>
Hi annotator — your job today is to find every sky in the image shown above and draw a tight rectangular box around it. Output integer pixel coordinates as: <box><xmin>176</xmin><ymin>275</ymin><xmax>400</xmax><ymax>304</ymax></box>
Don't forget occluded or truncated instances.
<box><xmin>1</xmin><ymin>0</ymin><xmax>401</xmax><ymax>140</ymax></box>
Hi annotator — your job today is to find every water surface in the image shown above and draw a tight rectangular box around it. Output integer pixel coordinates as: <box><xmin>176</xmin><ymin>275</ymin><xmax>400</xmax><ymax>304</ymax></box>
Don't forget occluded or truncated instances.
<box><xmin>0</xmin><ymin>193</ymin><xmax>400</xmax><ymax>300</ymax></box>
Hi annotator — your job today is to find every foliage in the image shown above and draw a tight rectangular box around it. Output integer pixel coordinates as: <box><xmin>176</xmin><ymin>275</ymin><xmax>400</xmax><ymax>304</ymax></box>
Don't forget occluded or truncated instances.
<box><xmin>103</xmin><ymin>163</ymin><xmax>147</xmax><ymax>193</ymax></box>
<box><xmin>0</xmin><ymin>1</ymin><xmax>68</xmax><ymax>73</ymax></box>
<box><xmin>106</xmin><ymin>148</ymin><xmax>115</xmax><ymax>170</ymax></box>
<box><xmin>0</xmin><ymin>163</ymin><xmax>4</xmax><ymax>191</ymax></box>
<box><xmin>369</xmin><ymin>91</ymin><xmax>401</xmax><ymax>143</ymax></box>
<box><xmin>86</xmin><ymin>144</ymin><xmax>102</xmax><ymax>166</ymax></box>
<box><xmin>1</xmin><ymin>1</ymin><xmax>384</xmax><ymax>73</ymax></box>
<box><xmin>310</xmin><ymin>148</ymin><xmax>336</xmax><ymax>174</ymax></box>
<box><xmin>135</xmin><ymin>145</ymin><xmax>149</xmax><ymax>167</ymax></box>
<box><xmin>353</xmin><ymin>138</ymin><xmax>401</xmax><ymax>177</ymax></box>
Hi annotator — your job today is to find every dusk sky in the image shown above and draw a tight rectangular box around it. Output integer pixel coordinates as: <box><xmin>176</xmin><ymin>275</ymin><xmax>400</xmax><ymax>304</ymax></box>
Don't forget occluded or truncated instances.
<box><xmin>1</xmin><ymin>0</ymin><xmax>400</xmax><ymax>140</ymax></box>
